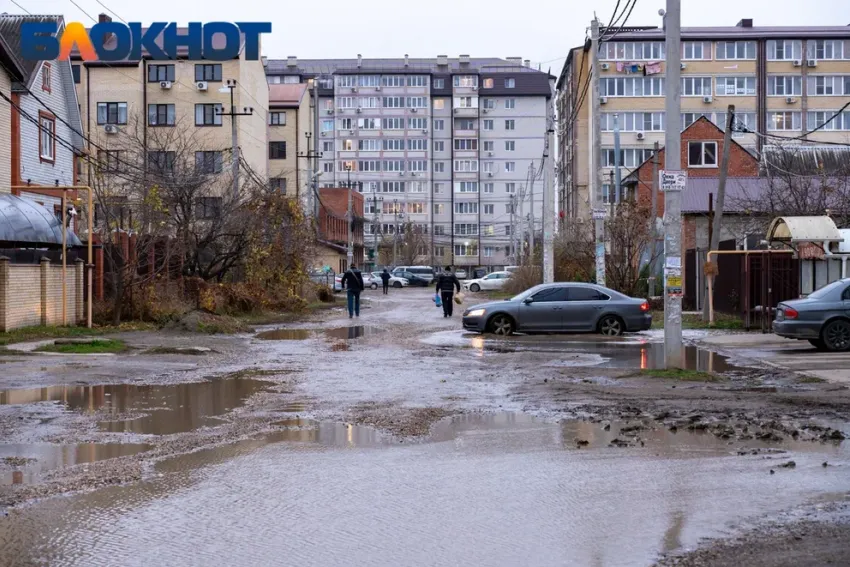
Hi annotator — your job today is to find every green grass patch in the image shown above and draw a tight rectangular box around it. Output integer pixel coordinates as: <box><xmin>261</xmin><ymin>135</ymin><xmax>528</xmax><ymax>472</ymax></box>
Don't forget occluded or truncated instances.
<box><xmin>0</xmin><ymin>323</ymin><xmax>155</xmax><ymax>346</ymax></box>
<box><xmin>651</xmin><ymin>312</ymin><xmax>744</xmax><ymax>330</ymax></box>
<box><xmin>483</xmin><ymin>291</ymin><xmax>513</xmax><ymax>301</ymax></box>
<box><xmin>35</xmin><ymin>339</ymin><xmax>128</xmax><ymax>354</ymax></box>
<box><xmin>796</xmin><ymin>375</ymin><xmax>827</xmax><ymax>384</ymax></box>
<box><xmin>636</xmin><ymin>368</ymin><xmax>727</xmax><ymax>382</ymax></box>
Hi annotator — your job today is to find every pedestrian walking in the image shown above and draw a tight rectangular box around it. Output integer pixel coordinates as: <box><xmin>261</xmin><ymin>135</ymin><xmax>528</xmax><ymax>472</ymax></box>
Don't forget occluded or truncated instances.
<box><xmin>341</xmin><ymin>264</ymin><xmax>365</xmax><ymax>318</ymax></box>
<box><xmin>380</xmin><ymin>269</ymin><xmax>391</xmax><ymax>295</ymax></box>
<box><xmin>435</xmin><ymin>266</ymin><xmax>461</xmax><ymax>318</ymax></box>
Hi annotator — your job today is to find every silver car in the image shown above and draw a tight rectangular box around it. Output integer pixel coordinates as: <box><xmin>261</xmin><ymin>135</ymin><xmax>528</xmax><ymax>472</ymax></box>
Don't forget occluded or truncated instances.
<box><xmin>774</xmin><ymin>278</ymin><xmax>850</xmax><ymax>351</ymax></box>
<box><xmin>461</xmin><ymin>282</ymin><xmax>652</xmax><ymax>336</ymax></box>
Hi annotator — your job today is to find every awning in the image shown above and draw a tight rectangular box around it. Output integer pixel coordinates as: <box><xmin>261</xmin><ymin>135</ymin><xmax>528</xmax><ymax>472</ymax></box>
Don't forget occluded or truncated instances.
<box><xmin>766</xmin><ymin>216</ymin><xmax>843</xmax><ymax>244</ymax></box>
<box><xmin>0</xmin><ymin>194</ymin><xmax>83</xmax><ymax>248</ymax></box>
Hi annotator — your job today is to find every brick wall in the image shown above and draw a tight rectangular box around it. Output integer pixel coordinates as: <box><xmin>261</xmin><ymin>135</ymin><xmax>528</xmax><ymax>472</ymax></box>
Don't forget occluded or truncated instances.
<box><xmin>0</xmin><ymin>257</ymin><xmax>83</xmax><ymax>331</ymax></box>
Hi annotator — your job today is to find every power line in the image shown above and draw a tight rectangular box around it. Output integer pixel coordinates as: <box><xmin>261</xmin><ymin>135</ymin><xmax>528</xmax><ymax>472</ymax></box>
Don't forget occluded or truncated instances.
<box><xmin>10</xmin><ymin>0</ymin><xmax>31</xmax><ymax>14</ymax></box>
<box><xmin>94</xmin><ymin>0</ymin><xmax>126</xmax><ymax>23</ymax></box>
<box><xmin>68</xmin><ymin>0</ymin><xmax>97</xmax><ymax>23</ymax></box>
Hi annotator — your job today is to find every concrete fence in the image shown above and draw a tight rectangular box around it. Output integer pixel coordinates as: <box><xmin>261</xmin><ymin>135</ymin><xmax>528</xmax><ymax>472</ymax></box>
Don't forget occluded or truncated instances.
<box><xmin>0</xmin><ymin>256</ymin><xmax>84</xmax><ymax>332</ymax></box>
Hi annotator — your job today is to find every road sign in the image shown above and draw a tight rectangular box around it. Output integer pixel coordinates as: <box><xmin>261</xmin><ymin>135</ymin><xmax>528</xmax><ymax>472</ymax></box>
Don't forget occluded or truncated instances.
<box><xmin>660</xmin><ymin>169</ymin><xmax>687</xmax><ymax>192</ymax></box>
<box><xmin>591</xmin><ymin>208</ymin><xmax>607</xmax><ymax>220</ymax></box>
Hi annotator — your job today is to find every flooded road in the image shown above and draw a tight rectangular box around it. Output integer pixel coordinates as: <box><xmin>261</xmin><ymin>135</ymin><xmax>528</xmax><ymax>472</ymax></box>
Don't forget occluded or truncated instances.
<box><xmin>0</xmin><ymin>413</ymin><xmax>847</xmax><ymax>566</ymax></box>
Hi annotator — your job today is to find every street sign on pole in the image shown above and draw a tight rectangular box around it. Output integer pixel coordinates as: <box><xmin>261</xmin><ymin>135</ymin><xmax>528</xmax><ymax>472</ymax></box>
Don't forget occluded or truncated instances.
<box><xmin>660</xmin><ymin>170</ymin><xmax>687</xmax><ymax>192</ymax></box>
<box><xmin>591</xmin><ymin>208</ymin><xmax>607</xmax><ymax>220</ymax></box>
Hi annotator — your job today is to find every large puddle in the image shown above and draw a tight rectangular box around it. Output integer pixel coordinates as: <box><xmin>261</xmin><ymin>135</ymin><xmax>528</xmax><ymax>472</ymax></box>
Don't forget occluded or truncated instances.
<box><xmin>1</xmin><ymin>443</ymin><xmax>150</xmax><ymax>485</ymax></box>
<box><xmin>425</xmin><ymin>331</ymin><xmax>744</xmax><ymax>372</ymax></box>
<box><xmin>0</xmin><ymin>378</ymin><xmax>271</xmax><ymax>436</ymax></box>
<box><xmin>256</xmin><ymin>326</ymin><xmax>381</xmax><ymax>341</ymax></box>
<box><xmin>1</xmin><ymin>413</ymin><xmax>846</xmax><ymax>566</ymax></box>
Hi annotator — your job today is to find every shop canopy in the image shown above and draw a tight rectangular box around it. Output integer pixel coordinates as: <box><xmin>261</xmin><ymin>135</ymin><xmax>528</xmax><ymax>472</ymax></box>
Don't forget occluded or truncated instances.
<box><xmin>766</xmin><ymin>216</ymin><xmax>843</xmax><ymax>244</ymax></box>
<box><xmin>0</xmin><ymin>194</ymin><xmax>83</xmax><ymax>248</ymax></box>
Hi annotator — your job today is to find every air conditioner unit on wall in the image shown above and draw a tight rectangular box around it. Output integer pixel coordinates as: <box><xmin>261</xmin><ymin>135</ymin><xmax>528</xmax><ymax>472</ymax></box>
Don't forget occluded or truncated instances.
<box><xmin>600</xmin><ymin>96</ymin><xmax>608</xmax><ymax>104</ymax></box>
<box><xmin>375</xmin><ymin>86</ymin><xmax>381</xmax><ymax>91</ymax></box>
<box><xmin>600</xmin><ymin>63</ymin><xmax>610</xmax><ymax>71</ymax></box>
<box><xmin>636</xmin><ymin>132</ymin><xmax>646</xmax><ymax>140</ymax></box>
<box><xmin>104</xmin><ymin>124</ymin><xmax>118</xmax><ymax>134</ymax></box>
<box><xmin>196</xmin><ymin>81</ymin><xmax>208</xmax><ymax>91</ymax></box>
<box><xmin>411</xmin><ymin>108</ymin><xmax>418</xmax><ymax>113</ymax></box>
<box><xmin>807</xmin><ymin>59</ymin><xmax>817</xmax><ymax>67</ymax></box>
<box><xmin>702</xmin><ymin>95</ymin><xmax>713</xmax><ymax>103</ymax></box>
<box><xmin>785</xmin><ymin>96</ymin><xmax>796</xmax><ymax>104</ymax></box>
<box><xmin>356</xmin><ymin>108</ymin><xmax>362</xmax><ymax>113</ymax></box>
<box><xmin>793</xmin><ymin>59</ymin><xmax>802</xmax><ymax>67</ymax></box>
<box><xmin>326</xmin><ymin>109</ymin><xmax>333</xmax><ymax>114</ymax></box>
<box><xmin>159</xmin><ymin>81</ymin><xmax>172</xmax><ymax>89</ymax></box>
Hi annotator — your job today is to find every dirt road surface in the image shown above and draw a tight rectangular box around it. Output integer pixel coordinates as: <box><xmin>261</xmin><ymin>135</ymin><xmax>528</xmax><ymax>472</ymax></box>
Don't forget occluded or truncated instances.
<box><xmin>0</xmin><ymin>288</ymin><xmax>848</xmax><ymax>566</ymax></box>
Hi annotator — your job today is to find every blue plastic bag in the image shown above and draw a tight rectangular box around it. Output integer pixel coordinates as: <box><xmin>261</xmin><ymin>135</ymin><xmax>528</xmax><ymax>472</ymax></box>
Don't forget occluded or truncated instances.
<box><xmin>433</xmin><ymin>293</ymin><xmax>442</xmax><ymax>307</ymax></box>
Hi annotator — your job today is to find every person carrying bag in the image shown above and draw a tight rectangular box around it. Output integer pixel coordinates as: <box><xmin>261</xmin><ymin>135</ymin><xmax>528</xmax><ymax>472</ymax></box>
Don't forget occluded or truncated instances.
<box><xmin>340</xmin><ymin>264</ymin><xmax>365</xmax><ymax>318</ymax></box>
<box><xmin>435</xmin><ymin>266</ymin><xmax>461</xmax><ymax>318</ymax></box>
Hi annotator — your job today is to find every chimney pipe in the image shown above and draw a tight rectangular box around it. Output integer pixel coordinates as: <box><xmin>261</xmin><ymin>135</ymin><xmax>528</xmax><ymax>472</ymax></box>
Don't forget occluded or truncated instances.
<box><xmin>286</xmin><ymin>55</ymin><xmax>297</xmax><ymax>67</ymax></box>
<box><xmin>736</xmin><ymin>18</ymin><xmax>753</xmax><ymax>27</ymax></box>
<box><xmin>524</xmin><ymin>59</ymin><xmax>530</xmax><ymax>68</ymax></box>
<box><xmin>404</xmin><ymin>53</ymin><xmax>409</xmax><ymax>67</ymax></box>
<box><xmin>437</xmin><ymin>55</ymin><xmax>448</xmax><ymax>66</ymax></box>
<box><xmin>98</xmin><ymin>13</ymin><xmax>111</xmax><ymax>24</ymax></box>
<box><xmin>459</xmin><ymin>54</ymin><xmax>470</xmax><ymax>65</ymax></box>
<box><xmin>357</xmin><ymin>53</ymin><xmax>362</xmax><ymax>67</ymax></box>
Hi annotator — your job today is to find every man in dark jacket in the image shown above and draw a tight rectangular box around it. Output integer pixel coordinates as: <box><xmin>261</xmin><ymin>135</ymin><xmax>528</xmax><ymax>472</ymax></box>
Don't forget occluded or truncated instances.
<box><xmin>341</xmin><ymin>264</ymin><xmax>365</xmax><ymax>318</ymax></box>
<box><xmin>436</xmin><ymin>266</ymin><xmax>461</xmax><ymax>318</ymax></box>
<box><xmin>380</xmin><ymin>269</ymin><xmax>391</xmax><ymax>295</ymax></box>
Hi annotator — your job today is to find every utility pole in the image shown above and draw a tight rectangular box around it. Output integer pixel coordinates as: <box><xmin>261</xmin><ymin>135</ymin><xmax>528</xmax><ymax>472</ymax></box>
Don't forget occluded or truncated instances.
<box><xmin>217</xmin><ymin>79</ymin><xmax>254</xmax><ymax>200</ymax></box>
<box><xmin>509</xmin><ymin>194</ymin><xmax>516</xmax><ymax>264</ymax></box>
<box><xmin>371</xmin><ymin>194</ymin><xmax>383</xmax><ymax>269</ymax></box>
<box><xmin>663</xmin><ymin>0</ymin><xmax>684</xmax><ymax>368</ymax></box>
<box><xmin>543</xmin><ymin>160</ymin><xmax>554</xmax><ymax>283</ymax></box>
<box><xmin>705</xmin><ymin>104</ymin><xmax>736</xmax><ymax>323</ymax></box>
<box><xmin>393</xmin><ymin>199</ymin><xmax>399</xmax><ymax>266</ymax></box>
<box><xmin>528</xmin><ymin>162</ymin><xmax>535</xmax><ymax>264</ymax></box>
<box><xmin>312</xmin><ymin>78</ymin><xmax>321</xmax><ymax>218</ymax></box>
<box><xmin>649</xmin><ymin>141</ymin><xmax>660</xmax><ymax>297</ymax></box>
<box><xmin>345</xmin><ymin>164</ymin><xmax>354</xmax><ymax>269</ymax></box>
<box><xmin>298</xmin><ymin>132</ymin><xmax>323</xmax><ymax>223</ymax></box>
<box><xmin>518</xmin><ymin>185</ymin><xmax>525</xmax><ymax>265</ymax></box>
<box><xmin>613</xmin><ymin>113</ymin><xmax>622</xmax><ymax>205</ymax></box>
<box><xmin>591</xmin><ymin>17</ymin><xmax>606</xmax><ymax>286</ymax></box>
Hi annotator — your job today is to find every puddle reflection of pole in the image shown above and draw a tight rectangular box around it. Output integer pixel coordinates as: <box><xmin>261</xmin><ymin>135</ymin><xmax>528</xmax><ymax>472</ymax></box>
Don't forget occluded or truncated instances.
<box><xmin>641</xmin><ymin>347</ymin><xmax>648</xmax><ymax>370</ymax></box>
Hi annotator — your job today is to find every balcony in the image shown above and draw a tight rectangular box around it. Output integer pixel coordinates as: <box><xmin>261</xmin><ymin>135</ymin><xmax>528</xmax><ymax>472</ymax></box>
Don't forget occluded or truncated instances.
<box><xmin>453</xmin><ymin>107</ymin><xmax>479</xmax><ymax>118</ymax></box>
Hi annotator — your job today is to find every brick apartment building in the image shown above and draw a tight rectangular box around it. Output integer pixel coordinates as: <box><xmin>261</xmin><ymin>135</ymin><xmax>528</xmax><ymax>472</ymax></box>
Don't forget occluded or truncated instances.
<box><xmin>316</xmin><ymin>187</ymin><xmax>364</xmax><ymax>273</ymax></box>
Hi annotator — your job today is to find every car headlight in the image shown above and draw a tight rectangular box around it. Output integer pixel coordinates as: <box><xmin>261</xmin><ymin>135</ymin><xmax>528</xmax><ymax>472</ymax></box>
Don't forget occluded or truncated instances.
<box><xmin>466</xmin><ymin>308</ymin><xmax>486</xmax><ymax>317</ymax></box>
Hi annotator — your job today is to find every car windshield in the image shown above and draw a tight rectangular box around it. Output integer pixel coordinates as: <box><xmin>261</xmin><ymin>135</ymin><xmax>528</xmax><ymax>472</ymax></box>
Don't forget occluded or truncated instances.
<box><xmin>511</xmin><ymin>285</ymin><xmax>545</xmax><ymax>302</ymax></box>
<box><xmin>808</xmin><ymin>279</ymin><xmax>849</xmax><ymax>300</ymax></box>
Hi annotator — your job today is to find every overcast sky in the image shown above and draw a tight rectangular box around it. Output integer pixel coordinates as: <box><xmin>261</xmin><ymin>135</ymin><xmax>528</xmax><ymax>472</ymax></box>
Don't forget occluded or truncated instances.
<box><xmin>11</xmin><ymin>0</ymin><xmax>846</xmax><ymax>72</ymax></box>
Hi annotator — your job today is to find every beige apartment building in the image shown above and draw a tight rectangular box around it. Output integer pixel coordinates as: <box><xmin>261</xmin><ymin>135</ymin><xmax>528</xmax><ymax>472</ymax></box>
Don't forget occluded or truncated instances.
<box><xmin>557</xmin><ymin>19</ymin><xmax>850</xmax><ymax>222</ymax></box>
<box><xmin>268</xmin><ymin>83</ymin><xmax>313</xmax><ymax>202</ymax></box>
<box><xmin>73</xmin><ymin>15</ymin><xmax>268</xmax><ymax>190</ymax></box>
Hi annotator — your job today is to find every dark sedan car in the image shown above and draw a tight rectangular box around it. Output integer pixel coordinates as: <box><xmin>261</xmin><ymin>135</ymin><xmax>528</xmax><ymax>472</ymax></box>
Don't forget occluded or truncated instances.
<box><xmin>774</xmin><ymin>278</ymin><xmax>850</xmax><ymax>351</ymax></box>
<box><xmin>397</xmin><ymin>271</ymin><xmax>432</xmax><ymax>287</ymax></box>
<box><xmin>462</xmin><ymin>283</ymin><xmax>651</xmax><ymax>336</ymax></box>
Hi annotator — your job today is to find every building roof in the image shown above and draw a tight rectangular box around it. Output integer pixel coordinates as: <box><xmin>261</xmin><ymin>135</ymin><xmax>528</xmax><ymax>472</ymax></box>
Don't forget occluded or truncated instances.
<box><xmin>767</xmin><ymin>216</ymin><xmax>843</xmax><ymax>243</ymax></box>
<box><xmin>0</xmin><ymin>27</ymin><xmax>24</xmax><ymax>82</ymax></box>
<box><xmin>599</xmin><ymin>23</ymin><xmax>850</xmax><ymax>41</ymax></box>
<box><xmin>681</xmin><ymin>177</ymin><xmax>768</xmax><ymax>214</ymax></box>
<box><xmin>266</xmin><ymin>57</ymin><xmax>550</xmax><ymax>76</ymax></box>
<box><xmin>0</xmin><ymin>14</ymin><xmax>63</xmax><ymax>88</ymax></box>
<box><xmin>318</xmin><ymin>188</ymin><xmax>362</xmax><ymax>219</ymax></box>
<box><xmin>0</xmin><ymin>194</ymin><xmax>83</xmax><ymax>247</ymax></box>
<box><xmin>268</xmin><ymin>83</ymin><xmax>307</xmax><ymax>106</ymax></box>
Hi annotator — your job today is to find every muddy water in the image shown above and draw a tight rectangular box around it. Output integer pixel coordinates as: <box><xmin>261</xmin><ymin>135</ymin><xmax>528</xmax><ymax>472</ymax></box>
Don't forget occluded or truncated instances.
<box><xmin>1</xmin><ymin>413</ymin><xmax>847</xmax><ymax>566</ymax></box>
<box><xmin>427</xmin><ymin>331</ymin><xmax>744</xmax><ymax>372</ymax></box>
<box><xmin>256</xmin><ymin>326</ymin><xmax>380</xmax><ymax>341</ymax></box>
<box><xmin>0</xmin><ymin>378</ymin><xmax>271</xmax><ymax>436</ymax></box>
<box><xmin>0</xmin><ymin>443</ymin><xmax>150</xmax><ymax>485</ymax></box>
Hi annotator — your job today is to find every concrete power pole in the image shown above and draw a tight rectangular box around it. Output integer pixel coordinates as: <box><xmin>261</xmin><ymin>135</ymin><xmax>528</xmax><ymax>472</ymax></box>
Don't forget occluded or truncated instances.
<box><xmin>663</xmin><ymin>0</ymin><xmax>684</xmax><ymax>368</ymax></box>
<box><xmin>649</xmin><ymin>141</ymin><xmax>660</xmax><ymax>297</ymax></box>
<box><xmin>543</xmin><ymin>105</ymin><xmax>555</xmax><ymax>283</ymax></box>
<box><xmin>528</xmin><ymin>162</ymin><xmax>535</xmax><ymax>264</ymax></box>
<box><xmin>591</xmin><ymin>17</ymin><xmax>606</xmax><ymax>286</ymax></box>
<box><xmin>613</xmin><ymin>113</ymin><xmax>622</xmax><ymax>204</ymax></box>
<box><xmin>345</xmin><ymin>166</ymin><xmax>354</xmax><ymax>268</ymax></box>
<box><xmin>509</xmin><ymin>194</ymin><xmax>516</xmax><ymax>264</ymax></box>
<box><xmin>218</xmin><ymin>79</ymin><xmax>254</xmax><ymax>200</ymax></box>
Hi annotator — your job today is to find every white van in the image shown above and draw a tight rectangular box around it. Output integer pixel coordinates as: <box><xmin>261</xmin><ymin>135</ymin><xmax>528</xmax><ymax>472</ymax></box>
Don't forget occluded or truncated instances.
<box><xmin>391</xmin><ymin>265</ymin><xmax>435</xmax><ymax>283</ymax></box>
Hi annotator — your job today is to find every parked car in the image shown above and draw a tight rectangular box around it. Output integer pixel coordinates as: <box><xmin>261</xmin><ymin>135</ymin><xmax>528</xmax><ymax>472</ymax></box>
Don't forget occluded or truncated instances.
<box><xmin>461</xmin><ymin>282</ymin><xmax>651</xmax><ymax>336</ymax></box>
<box><xmin>391</xmin><ymin>266</ymin><xmax>435</xmax><ymax>284</ymax></box>
<box><xmin>464</xmin><ymin>271</ymin><xmax>512</xmax><ymax>292</ymax></box>
<box><xmin>309</xmin><ymin>271</ymin><xmax>341</xmax><ymax>292</ymax></box>
<box><xmin>396</xmin><ymin>271</ymin><xmax>431</xmax><ymax>287</ymax></box>
<box><xmin>774</xmin><ymin>278</ymin><xmax>850</xmax><ymax>351</ymax></box>
<box><xmin>454</xmin><ymin>269</ymin><xmax>468</xmax><ymax>279</ymax></box>
<box><xmin>370</xmin><ymin>271</ymin><xmax>409</xmax><ymax>289</ymax></box>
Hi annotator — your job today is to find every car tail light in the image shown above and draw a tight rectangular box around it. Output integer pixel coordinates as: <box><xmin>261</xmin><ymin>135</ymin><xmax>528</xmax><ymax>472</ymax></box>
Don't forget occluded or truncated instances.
<box><xmin>639</xmin><ymin>301</ymin><xmax>650</xmax><ymax>312</ymax></box>
<box><xmin>783</xmin><ymin>307</ymin><xmax>798</xmax><ymax>319</ymax></box>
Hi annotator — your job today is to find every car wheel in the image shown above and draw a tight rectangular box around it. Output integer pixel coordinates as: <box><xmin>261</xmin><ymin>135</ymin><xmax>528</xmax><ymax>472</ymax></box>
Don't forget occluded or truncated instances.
<box><xmin>808</xmin><ymin>338</ymin><xmax>828</xmax><ymax>350</ymax></box>
<box><xmin>822</xmin><ymin>320</ymin><xmax>850</xmax><ymax>352</ymax></box>
<box><xmin>598</xmin><ymin>315</ymin><xmax>624</xmax><ymax>337</ymax></box>
<box><xmin>488</xmin><ymin>314</ymin><xmax>515</xmax><ymax>336</ymax></box>
<box><xmin>470</xmin><ymin>283</ymin><xmax>480</xmax><ymax>292</ymax></box>
<box><xmin>371</xmin><ymin>283</ymin><xmax>378</xmax><ymax>290</ymax></box>
<box><xmin>393</xmin><ymin>281</ymin><xmax>402</xmax><ymax>288</ymax></box>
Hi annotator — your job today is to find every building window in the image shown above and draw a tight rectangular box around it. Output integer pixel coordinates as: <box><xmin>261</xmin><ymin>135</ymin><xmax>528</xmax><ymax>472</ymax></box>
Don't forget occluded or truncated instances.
<box><xmin>454</xmin><ymin>76</ymin><xmax>478</xmax><ymax>88</ymax></box>
<box><xmin>195</xmin><ymin>103</ymin><xmax>223</xmax><ymax>126</ymax></box>
<box><xmin>506</xmin><ymin>182</ymin><xmax>516</xmax><ymax>193</ymax></box>
<box><xmin>269</xmin><ymin>111</ymin><xmax>286</xmax><ymax>125</ymax></box>
<box><xmin>434</xmin><ymin>140</ymin><xmax>445</xmax><ymax>152</ymax></box>
<box><xmin>407</xmin><ymin>138</ymin><xmax>428</xmax><ymax>151</ymax></box>
<box><xmin>455</xmin><ymin>181</ymin><xmax>479</xmax><ymax>193</ymax></box>
<box><xmin>454</xmin><ymin>224</ymin><xmax>478</xmax><ymax>236</ymax></box>
<box><xmin>407</xmin><ymin>75</ymin><xmax>428</xmax><ymax>87</ymax></box>
<box><xmin>98</xmin><ymin>150</ymin><xmax>122</xmax><ymax>173</ymax></box>
<box><xmin>483</xmin><ymin>120</ymin><xmax>494</xmax><ymax>130</ymax></box>
<box><xmin>38</xmin><ymin>112</ymin><xmax>55</xmax><ymax>162</ymax></box>
<box><xmin>454</xmin><ymin>138</ymin><xmax>478</xmax><ymax>151</ymax></box>
<box><xmin>71</xmin><ymin>64</ymin><xmax>81</xmax><ymax>84</ymax></box>
<box><xmin>433</xmin><ymin>78</ymin><xmax>445</xmax><ymax>89</ymax></box>
<box><xmin>434</xmin><ymin>246</ymin><xmax>445</xmax><ymax>257</ymax></box>
<box><xmin>269</xmin><ymin>178</ymin><xmax>287</xmax><ymax>194</ymax></box>
<box><xmin>434</xmin><ymin>162</ymin><xmax>445</xmax><ymax>173</ymax></box>
<box><xmin>455</xmin><ymin>202</ymin><xmax>478</xmax><ymax>214</ymax></box>
<box><xmin>454</xmin><ymin>96</ymin><xmax>478</xmax><ymax>108</ymax></box>
<box><xmin>433</xmin><ymin>203</ymin><xmax>444</xmax><ymax>215</ymax></box>
<box><xmin>808</xmin><ymin>76</ymin><xmax>850</xmax><ymax>96</ymax></box>
<box><xmin>505</xmin><ymin>141</ymin><xmax>515</xmax><ymax>152</ymax></box>
<box><xmin>482</xmin><ymin>78</ymin><xmax>494</xmax><ymax>89</ymax></box>
<box><xmin>505</xmin><ymin>226</ymin><xmax>512</xmax><ymax>236</ymax></box>
<box><xmin>148</xmin><ymin>151</ymin><xmax>176</xmax><ymax>175</ymax></box>
<box><xmin>41</xmin><ymin>63</ymin><xmax>51</xmax><ymax>92</ymax></box>
<box><xmin>807</xmin><ymin>110</ymin><xmax>850</xmax><ymax>131</ymax></box>
<box><xmin>484</xmin><ymin>183</ymin><xmax>494</xmax><ymax>193</ymax></box>
<box><xmin>148</xmin><ymin>104</ymin><xmax>175</xmax><ymax>126</ymax></box>
<box><xmin>434</xmin><ymin>119</ymin><xmax>445</xmax><ymax>130</ymax></box>
<box><xmin>323</xmin><ymin>162</ymin><xmax>333</xmax><ymax>173</ymax></box>
<box><xmin>767</xmin><ymin>76</ymin><xmax>802</xmax><ymax>96</ymax></box>
<box><xmin>767</xmin><ymin>40</ymin><xmax>802</xmax><ymax>61</ymax></box>
<box><xmin>434</xmin><ymin>183</ymin><xmax>444</xmax><ymax>193</ymax></box>
<box><xmin>454</xmin><ymin>244</ymin><xmax>477</xmax><ymax>256</ymax></box>
<box><xmin>483</xmin><ymin>141</ymin><xmax>495</xmax><ymax>152</ymax></box>
<box><xmin>682</xmin><ymin>41</ymin><xmax>711</xmax><ymax>60</ymax></box>
<box><xmin>321</xmin><ymin>119</ymin><xmax>334</xmax><ymax>132</ymax></box>
<box><xmin>359</xmin><ymin>139</ymin><xmax>380</xmax><ymax>151</ymax></box>
<box><xmin>505</xmin><ymin>161</ymin><xmax>516</xmax><ymax>172</ymax></box>
<box><xmin>433</xmin><ymin>99</ymin><xmax>445</xmax><ymax>110</ymax></box>
<box><xmin>681</xmin><ymin>76</ymin><xmax>712</xmax><ymax>96</ymax></box>
<box><xmin>504</xmin><ymin>78</ymin><xmax>515</xmax><ymax>88</ymax></box>
<box><xmin>483</xmin><ymin>204</ymin><xmax>494</xmax><ymax>215</ymax></box>
<box><xmin>808</xmin><ymin>40</ymin><xmax>846</xmax><ymax>61</ymax></box>
<box><xmin>767</xmin><ymin>111</ymin><xmax>802</xmax><ymax>131</ymax></box>
<box><xmin>483</xmin><ymin>247</ymin><xmax>494</xmax><ymax>258</ymax></box>
<box><xmin>199</xmin><ymin>197</ymin><xmax>222</xmax><ymax>219</ymax></box>
<box><xmin>505</xmin><ymin>120</ymin><xmax>515</xmax><ymax>130</ymax></box>
<box><xmin>716</xmin><ymin>41</ymin><xmax>756</xmax><ymax>60</ymax></box>
<box><xmin>322</xmin><ymin>141</ymin><xmax>334</xmax><ymax>152</ymax></box>
<box><xmin>483</xmin><ymin>99</ymin><xmax>495</xmax><ymax>109</ymax></box>
<box><xmin>602</xmin><ymin>148</ymin><xmax>655</xmax><ymax>168</ymax></box>
<box><xmin>148</xmin><ymin>64</ymin><xmax>175</xmax><ymax>82</ymax></box>
<box><xmin>600</xmin><ymin>41</ymin><xmax>666</xmax><ymax>61</ymax></box>
<box><xmin>269</xmin><ymin>142</ymin><xmax>287</xmax><ymax>160</ymax></box>
<box><xmin>96</xmin><ymin>102</ymin><xmax>128</xmax><ymax>125</ymax></box>
<box><xmin>195</xmin><ymin>151</ymin><xmax>223</xmax><ymax>174</ymax></box>
<box><xmin>715</xmin><ymin>76</ymin><xmax>756</xmax><ymax>96</ymax></box>
<box><xmin>687</xmin><ymin>141</ymin><xmax>718</xmax><ymax>167</ymax></box>
<box><xmin>454</xmin><ymin>160</ymin><xmax>479</xmax><ymax>173</ymax></box>
<box><xmin>359</xmin><ymin>118</ymin><xmax>379</xmax><ymax>130</ymax></box>
<box><xmin>483</xmin><ymin>162</ymin><xmax>494</xmax><ymax>174</ymax></box>
<box><xmin>195</xmin><ymin>64</ymin><xmax>222</xmax><ymax>82</ymax></box>
<box><xmin>602</xmin><ymin>112</ymin><xmax>664</xmax><ymax>132</ymax></box>
<box><xmin>505</xmin><ymin>98</ymin><xmax>515</xmax><ymax>109</ymax></box>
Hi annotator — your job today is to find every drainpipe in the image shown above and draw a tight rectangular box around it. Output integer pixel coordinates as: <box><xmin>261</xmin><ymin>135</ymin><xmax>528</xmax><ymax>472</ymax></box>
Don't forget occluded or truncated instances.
<box><xmin>86</xmin><ymin>65</ymin><xmax>91</xmax><ymax>187</ymax></box>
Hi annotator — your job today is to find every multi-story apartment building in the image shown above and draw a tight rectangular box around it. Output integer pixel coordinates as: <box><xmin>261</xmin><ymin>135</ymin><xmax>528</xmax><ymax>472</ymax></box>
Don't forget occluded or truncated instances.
<box><xmin>557</xmin><ymin>19</ymin><xmax>850</xmax><ymax>223</ymax></box>
<box><xmin>266</xmin><ymin>55</ymin><xmax>554</xmax><ymax>268</ymax></box>
<box><xmin>268</xmin><ymin>83</ymin><xmax>312</xmax><ymax>200</ymax></box>
<box><xmin>72</xmin><ymin>14</ymin><xmax>268</xmax><ymax>191</ymax></box>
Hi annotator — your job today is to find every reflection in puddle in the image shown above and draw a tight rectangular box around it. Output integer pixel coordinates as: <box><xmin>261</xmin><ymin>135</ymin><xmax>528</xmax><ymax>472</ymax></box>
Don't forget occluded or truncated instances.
<box><xmin>255</xmin><ymin>329</ymin><xmax>313</xmax><ymax>340</ymax></box>
<box><xmin>324</xmin><ymin>326</ymin><xmax>379</xmax><ymax>340</ymax></box>
<box><xmin>0</xmin><ymin>379</ymin><xmax>271</xmax><ymax>436</ymax></box>
<box><xmin>271</xmin><ymin>418</ymin><xmax>383</xmax><ymax>447</ymax></box>
<box><xmin>0</xmin><ymin>443</ymin><xmax>150</xmax><ymax>485</ymax></box>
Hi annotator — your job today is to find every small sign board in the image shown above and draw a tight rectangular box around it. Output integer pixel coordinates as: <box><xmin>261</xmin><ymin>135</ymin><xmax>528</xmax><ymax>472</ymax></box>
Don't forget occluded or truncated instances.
<box><xmin>660</xmin><ymin>170</ymin><xmax>687</xmax><ymax>192</ymax></box>
<box><xmin>591</xmin><ymin>208</ymin><xmax>607</xmax><ymax>220</ymax></box>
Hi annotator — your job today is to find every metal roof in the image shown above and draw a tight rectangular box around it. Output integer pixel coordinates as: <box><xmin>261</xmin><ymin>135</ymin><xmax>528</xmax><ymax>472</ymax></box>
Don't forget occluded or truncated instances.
<box><xmin>268</xmin><ymin>83</ymin><xmax>308</xmax><ymax>106</ymax></box>
<box><xmin>767</xmin><ymin>216</ymin><xmax>843</xmax><ymax>243</ymax></box>
<box><xmin>0</xmin><ymin>194</ymin><xmax>83</xmax><ymax>247</ymax></box>
<box><xmin>601</xmin><ymin>25</ymin><xmax>850</xmax><ymax>40</ymax></box>
<box><xmin>681</xmin><ymin>177</ymin><xmax>768</xmax><ymax>214</ymax></box>
<box><xmin>0</xmin><ymin>14</ymin><xmax>63</xmax><ymax>88</ymax></box>
<box><xmin>266</xmin><ymin>57</ymin><xmax>548</xmax><ymax>76</ymax></box>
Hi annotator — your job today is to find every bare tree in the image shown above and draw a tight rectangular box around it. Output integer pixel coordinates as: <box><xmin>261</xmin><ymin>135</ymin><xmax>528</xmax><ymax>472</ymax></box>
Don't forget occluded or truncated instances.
<box><xmin>377</xmin><ymin>221</ymin><xmax>430</xmax><ymax>266</ymax></box>
<box><xmin>604</xmin><ymin>200</ymin><xmax>655</xmax><ymax>297</ymax></box>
